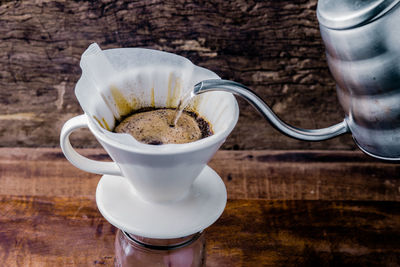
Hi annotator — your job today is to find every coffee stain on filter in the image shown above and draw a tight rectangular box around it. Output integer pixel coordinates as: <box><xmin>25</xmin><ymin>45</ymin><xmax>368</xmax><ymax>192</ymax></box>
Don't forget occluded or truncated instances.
<box><xmin>173</xmin><ymin>78</ymin><xmax>182</xmax><ymax>107</ymax></box>
<box><xmin>166</xmin><ymin>73</ymin><xmax>182</xmax><ymax>108</ymax></box>
<box><xmin>93</xmin><ymin>115</ymin><xmax>111</xmax><ymax>131</ymax></box>
<box><xmin>93</xmin><ymin>115</ymin><xmax>105</xmax><ymax>129</ymax></box>
<box><xmin>101</xmin><ymin>118</ymin><xmax>111</xmax><ymax>131</ymax></box>
<box><xmin>110</xmin><ymin>85</ymin><xmax>138</xmax><ymax>117</ymax></box>
<box><xmin>151</xmin><ymin>87</ymin><xmax>155</xmax><ymax>108</ymax></box>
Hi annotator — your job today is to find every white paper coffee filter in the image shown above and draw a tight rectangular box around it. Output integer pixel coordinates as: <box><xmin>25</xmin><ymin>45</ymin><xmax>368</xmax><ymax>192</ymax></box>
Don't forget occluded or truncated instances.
<box><xmin>75</xmin><ymin>43</ymin><xmax>236</xmax><ymax>148</ymax></box>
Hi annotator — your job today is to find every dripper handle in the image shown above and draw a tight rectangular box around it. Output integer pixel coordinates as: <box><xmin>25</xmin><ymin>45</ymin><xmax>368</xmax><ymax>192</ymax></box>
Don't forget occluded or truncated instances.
<box><xmin>193</xmin><ymin>79</ymin><xmax>349</xmax><ymax>141</ymax></box>
<box><xmin>60</xmin><ymin>115</ymin><xmax>122</xmax><ymax>176</ymax></box>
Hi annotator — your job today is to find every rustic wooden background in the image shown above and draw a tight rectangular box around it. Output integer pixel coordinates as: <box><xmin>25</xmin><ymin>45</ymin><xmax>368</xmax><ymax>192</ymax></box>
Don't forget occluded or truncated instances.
<box><xmin>0</xmin><ymin>0</ymin><xmax>354</xmax><ymax>150</ymax></box>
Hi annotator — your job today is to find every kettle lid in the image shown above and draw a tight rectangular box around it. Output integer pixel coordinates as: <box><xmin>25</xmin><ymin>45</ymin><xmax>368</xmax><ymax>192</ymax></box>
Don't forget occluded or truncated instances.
<box><xmin>317</xmin><ymin>0</ymin><xmax>400</xmax><ymax>29</ymax></box>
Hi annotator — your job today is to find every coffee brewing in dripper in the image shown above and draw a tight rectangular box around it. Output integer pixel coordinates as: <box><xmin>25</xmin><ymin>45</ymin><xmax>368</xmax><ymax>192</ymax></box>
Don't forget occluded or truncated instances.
<box><xmin>76</xmin><ymin>43</ymin><xmax>229</xmax><ymax>149</ymax></box>
<box><xmin>114</xmin><ymin>108</ymin><xmax>213</xmax><ymax>145</ymax></box>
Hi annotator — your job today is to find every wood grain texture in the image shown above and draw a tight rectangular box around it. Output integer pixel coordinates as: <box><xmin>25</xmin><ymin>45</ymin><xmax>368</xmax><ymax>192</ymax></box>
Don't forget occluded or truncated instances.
<box><xmin>0</xmin><ymin>148</ymin><xmax>399</xmax><ymax>266</ymax></box>
<box><xmin>1</xmin><ymin>148</ymin><xmax>399</xmax><ymax>201</ymax></box>
<box><xmin>0</xmin><ymin>196</ymin><xmax>115</xmax><ymax>266</ymax></box>
<box><xmin>0</xmin><ymin>0</ymin><xmax>355</xmax><ymax>150</ymax></box>
<box><xmin>0</xmin><ymin>196</ymin><xmax>399</xmax><ymax>266</ymax></box>
<box><xmin>209</xmin><ymin>200</ymin><xmax>400</xmax><ymax>267</ymax></box>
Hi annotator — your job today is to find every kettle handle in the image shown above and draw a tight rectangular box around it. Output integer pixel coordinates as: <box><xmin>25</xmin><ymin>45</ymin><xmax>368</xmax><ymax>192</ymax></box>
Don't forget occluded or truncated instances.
<box><xmin>193</xmin><ymin>79</ymin><xmax>349</xmax><ymax>141</ymax></box>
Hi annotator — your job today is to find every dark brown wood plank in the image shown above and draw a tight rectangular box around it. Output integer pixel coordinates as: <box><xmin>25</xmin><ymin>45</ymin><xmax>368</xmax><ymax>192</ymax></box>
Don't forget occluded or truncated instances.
<box><xmin>0</xmin><ymin>196</ymin><xmax>398</xmax><ymax>266</ymax></box>
<box><xmin>0</xmin><ymin>196</ymin><xmax>115</xmax><ymax>266</ymax></box>
<box><xmin>210</xmin><ymin>150</ymin><xmax>400</xmax><ymax>201</ymax></box>
<box><xmin>0</xmin><ymin>148</ymin><xmax>399</xmax><ymax>201</ymax></box>
<box><xmin>208</xmin><ymin>199</ymin><xmax>400</xmax><ymax>267</ymax></box>
<box><xmin>0</xmin><ymin>0</ymin><xmax>355</xmax><ymax>150</ymax></box>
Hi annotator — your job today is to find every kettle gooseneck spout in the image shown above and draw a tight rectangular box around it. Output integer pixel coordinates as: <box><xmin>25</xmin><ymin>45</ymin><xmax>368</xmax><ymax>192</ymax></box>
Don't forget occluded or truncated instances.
<box><xmin>193</xmin><ymin>79</ymin><xmax>349</xmax><ymax>141</ymax></box>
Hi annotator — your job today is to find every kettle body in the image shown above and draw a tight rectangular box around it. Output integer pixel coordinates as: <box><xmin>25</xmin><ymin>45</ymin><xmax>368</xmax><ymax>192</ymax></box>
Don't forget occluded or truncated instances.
<box><xmin>318</xmin><ymin>0</ymin><xmax>400</xmax><ymax>159</ymax></box>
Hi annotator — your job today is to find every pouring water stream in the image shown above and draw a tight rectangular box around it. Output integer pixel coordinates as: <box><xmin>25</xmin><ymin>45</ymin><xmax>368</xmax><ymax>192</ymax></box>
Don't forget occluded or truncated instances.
<box><xmin>171</xmin><ymin>90</ymin><xmax>196</xmax><ymax>127</ymax></box>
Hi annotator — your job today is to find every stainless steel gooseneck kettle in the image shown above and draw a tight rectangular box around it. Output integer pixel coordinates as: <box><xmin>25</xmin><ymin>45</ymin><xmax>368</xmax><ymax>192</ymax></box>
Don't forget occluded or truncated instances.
<box><xmin>193</xmin><ymin>0</ymin><xmax>400</xmax><ymax>161</ymax></box>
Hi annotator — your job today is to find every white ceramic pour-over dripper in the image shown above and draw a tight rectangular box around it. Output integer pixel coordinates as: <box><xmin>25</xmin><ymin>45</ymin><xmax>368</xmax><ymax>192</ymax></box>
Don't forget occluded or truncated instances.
<box><xmin>60</xmin><ymin>44</ymin><xmax>239</xmax><ymax>205</ymax></box>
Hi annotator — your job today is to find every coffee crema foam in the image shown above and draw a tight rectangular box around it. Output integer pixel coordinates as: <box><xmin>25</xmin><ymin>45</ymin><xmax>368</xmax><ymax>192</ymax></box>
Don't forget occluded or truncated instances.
<box><xmin>114</xmin><ymin>108</ymin><xmax>213</xmax><ymax>145</ymax></box>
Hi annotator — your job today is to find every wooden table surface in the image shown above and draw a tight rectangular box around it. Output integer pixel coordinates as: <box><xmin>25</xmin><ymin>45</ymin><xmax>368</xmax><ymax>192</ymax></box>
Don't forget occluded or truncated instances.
<box><xmin>0</xmin><ymin>148</ymin><xmax>399</xmax><ymax>266</ymax></box>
